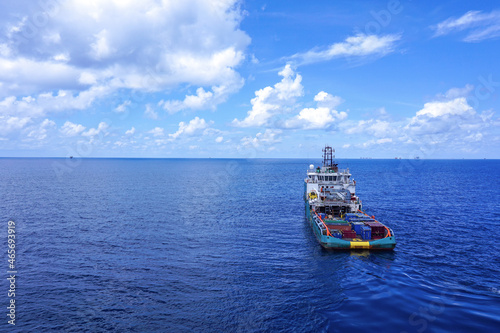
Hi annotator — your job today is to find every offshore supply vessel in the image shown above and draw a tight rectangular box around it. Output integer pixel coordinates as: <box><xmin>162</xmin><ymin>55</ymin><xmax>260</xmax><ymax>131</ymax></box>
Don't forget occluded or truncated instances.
<box><xmin>304</xmin><ymin>146</ymin><xmax>396</xmax><ymax>250</ymax></box>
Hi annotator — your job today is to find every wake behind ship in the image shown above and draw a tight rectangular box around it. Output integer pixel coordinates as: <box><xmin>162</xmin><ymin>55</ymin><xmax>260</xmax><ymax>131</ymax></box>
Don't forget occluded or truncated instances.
<box><xmin>304</xmin><ymin>146</ymin><xmax>396</xmax><ymax>250</ymax></box>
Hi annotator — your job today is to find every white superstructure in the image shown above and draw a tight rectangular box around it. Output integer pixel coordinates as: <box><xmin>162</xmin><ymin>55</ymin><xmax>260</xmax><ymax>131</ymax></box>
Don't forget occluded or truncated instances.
<box><xmin>304</xmin><ymin>146</ymin><xmax>361</xmax><ymax>217</ymax></box>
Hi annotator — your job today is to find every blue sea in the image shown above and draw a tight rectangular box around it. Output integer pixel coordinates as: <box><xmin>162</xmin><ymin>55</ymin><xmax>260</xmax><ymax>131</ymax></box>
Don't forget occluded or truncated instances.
<box><xmin>1</xmin><ymin>158</ymin><xmax>499</xmax><ymax>332</ymax></box>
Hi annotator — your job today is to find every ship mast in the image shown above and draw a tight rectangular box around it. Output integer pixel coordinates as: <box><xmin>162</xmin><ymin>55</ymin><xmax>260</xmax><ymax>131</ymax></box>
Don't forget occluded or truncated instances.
<box><xmin>322</xmin><ymin>145</ymin><xmax>338</xmax><ymax>172</ymax></box>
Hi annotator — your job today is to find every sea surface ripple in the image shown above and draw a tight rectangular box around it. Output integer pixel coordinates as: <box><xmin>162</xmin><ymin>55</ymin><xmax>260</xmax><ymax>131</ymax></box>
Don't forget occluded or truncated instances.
<box><xmin>0</xmin><ymin>158</ymin><xmax>499</xmax><ymax>332</ymax></box>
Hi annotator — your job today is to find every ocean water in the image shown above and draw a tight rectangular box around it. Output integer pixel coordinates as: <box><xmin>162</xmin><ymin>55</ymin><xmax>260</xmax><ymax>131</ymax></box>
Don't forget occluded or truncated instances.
<box><xmin>1</xmin><ymin>158</ymin><xmax>499</xmax><ymax>332</ymax></box>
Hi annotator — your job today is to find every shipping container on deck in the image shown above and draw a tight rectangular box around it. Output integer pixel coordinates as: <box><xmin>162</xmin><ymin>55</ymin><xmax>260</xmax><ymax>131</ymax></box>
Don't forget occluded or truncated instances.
<box><xmin>327</xmin><ymin>224</ymin><xmax>352</xmax><ymax>231</ymax></box>
<box><xmin>351</xmin><ymin>222</ymin><xmax>365</xmax><ymax>234</ymax></box>
<box><xmin>360</xmin><ymin>226</ymin><xmax>371</xmax><ymax>240</ymax></box>
<box><xmin>364</xmin><ymin>222</ymin><xmax>385</xmax><ymax>236</ymax></box>
<box><xmin>342</xmin><ymin>230</ymin><xmax>357</xmax><ymax>239</ymax></box>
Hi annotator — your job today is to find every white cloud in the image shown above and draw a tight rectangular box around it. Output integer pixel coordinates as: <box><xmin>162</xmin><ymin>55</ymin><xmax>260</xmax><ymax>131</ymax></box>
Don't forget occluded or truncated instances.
<box><xmin>232</xmin><ymin>64</ymin><xmax>303</xmax><ymax>127</ymax></box>
<box><xmin>144</xmin><ymin>104</ymin><xmax>158</xmax><ymax>120</ymax></box>
<box><xmin>240</xmin><ymin>129</ymin><xmax>282</xmax><ymax>149</ymax></box>
<box><xmin>161</xmin><ymin>79</ymin><xmax>244</xmax><ymax>113</ymax></box>
<box><xmin>285</xmin><ymin>107</ymin><xmax>347</xmax><ymax>129</ymax></box>
<box><xmin>125</xmin><ymin>127</ymin><xmax>136</xmax><ymax>136</ymax></box>
<box><xmin>433</xmin><ymin>10</ymin><xmax>500</xmax><ymax>42</ymax></box>
<box><xmin>404</xmin><ymin>97</ymin><xmax>478</xmax><ymax>137</ymax></box>
<box><xmin>82</xmin><ymin>122</ymin><xmax>109</xmax><ymax>137</ymax></box>
<box><xmin>339</xmin><ymin>85</ymin><xmax>499</xmax><ymax>154</ymax></box>
<box><xmin>60</xmin><ymin>121</ymin><xmax>86</xmax><ymax>137</ymax></box>
<box><xmin>90</xmin><ymin>29</ymin><xmax>114</xmax><ymax>60</ymax></box>
<box><xmin>314</xmin><ymin>91</ymin><xmax>344</xmax><ymax>108</ymax></box>
<box><xmin>0</xmin><ymin>43</ymin><xmax>11</xmax><ymax>57</ymax></box>
<box><xmin>344</xmin><ymin>119</ymin><xmax>395</xmax><ymax>138</ymax></box>
<box><xmin>0</xmin><ymin>0</ymin><xmax>250</xmax><ymax>102</ymax></box>
<box><xmin>0</xmin><ymin>57</ymin><xmax>82</xmax><ymax>98</ymax></box>
<box><xmin>0</xmin><ymin>116</ymin><xmax>32</xmax><ymax>134</ymax></box>
<box><xmin>215</xmin><ymin>136</ymin><xmax>224</xmax><ymax>143</ymax></box>
<box><xmin>289</xmin><ymin>33</ymin><xmax>401</xmax><ymax>65</ymax></box>
<box><xmin>25</xmin><ymin>119</ymin><xmax>56</xmax><ymax>141</ymax></box>
<box><xmin>162</xmin><ymin>88</ymin><xmax>214</xmax><ymax>113</ymax></box>
<box><xmin>400</xmin><ymin>105</ymin><xmax>491</xmax><ymax>153</ymax></box>
<box><xmin>377</xmin><ymin>138</ymin><xmax>392</xmax><ymax>144</ymax></box>
<box><xmin>169</xmin><ymin>117</ymin><xmax>211</xmax><ymax>139</ymax></box>
<box><xmin>79</xmin><ymin>72</ymin><xmax>97</xmax><ymax>85</ymax></box>
<box><xmin>233</xmin><ymin>69</ymin><xmax>347</xmax><ymax>131</ymax></box>
<box><xmin>283</xmin><ymin>91</ymin><xmax>346</xmax><ymax>129</ymax></box>
<box><xmin>0</xmin><ymin>86</ymin><xmax>111</xmax><ymax>117</ymax></box>
<box><xmin>148</xmin><ymin>127</ymin><xmax>165</xmax><ymax>137</ymax></box>
<box><xmin>54</xmin><ymin>53</ymin><xmax>70</xmax><ymax>62</ymax></box>
<box><xmin>359</xmin><ymin>138</ymin><xmax>393</xmax><ymax>148</ymax></box>
<box><xmin>415</xmin><ymin>97</ymin><xmax>473</xmax><ymax>118</ymax></box>
<box><xmin>464</xmin><ymin>132</ymin><xmax>483</xmax><ymax>142</ymax></box>
<box><xmin>442</xmin><ymin>84</ymin><xmax>474</xmax><ymax>99</ymax></box>
<box><xmin>114</xmin><ymin>100</ymin><xmax>131</xmax><ymax>113</ymax></box>
<box><xmin>0</xmin><ymin>96</ymin><xmax>42</xmax><ymax>117</ymax></box>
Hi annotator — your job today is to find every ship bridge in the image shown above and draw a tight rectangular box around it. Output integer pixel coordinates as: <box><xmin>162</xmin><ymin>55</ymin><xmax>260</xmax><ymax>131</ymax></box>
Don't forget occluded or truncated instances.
<box><xmin>304</xmin><ymin>146</ymin><xmax>359</xmax><ymax>217</ymax></box>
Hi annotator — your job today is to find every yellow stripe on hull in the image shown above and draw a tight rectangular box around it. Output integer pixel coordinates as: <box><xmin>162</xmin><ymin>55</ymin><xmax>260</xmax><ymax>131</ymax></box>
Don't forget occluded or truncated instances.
<box><xmin>350</xmin><ymin>241</ymin><xmax>370</xmax><ymax>249</ymax></box>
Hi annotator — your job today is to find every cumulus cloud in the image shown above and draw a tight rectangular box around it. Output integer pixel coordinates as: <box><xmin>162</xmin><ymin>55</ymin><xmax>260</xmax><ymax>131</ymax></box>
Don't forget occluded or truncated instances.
<box><xmin>161</xmin><ymin>79</ymin><xmax>244</xmax><ymax>113</ymax></box>
<box><xmin>114</xmin><ymin>100</ymin><xmax>131</xmax><ymax>113</ymax></box>
<box><xmin>125</xmin><ymin>127</ymin><xmax>136</xmax><ymax>136</ymax></box>
<box><xmin>90</xmin><ymin>29</ymin><xmax>114</xmax><ymax>60</ymax></box>
<box><xmin>0</xmin><ymin>115</ymin><xmax>32</xmax><ymax>134</ymax></box>
<box><xmin>433</xmin><ymin>10</ymin><xmax>500</xmax><ymax>42</ymax></box>
<box><xmin>0</xmin><ymin>86</ymin><xmax>111</xmax><ymax>117</ymax></box>
<box><xmin>240</xmin><ymin>129</ymin><xmax>282</xmax><ymax>149</ymax></box>
<box><xmin>215</xmin><ymin>136</ymin><xmax>224</xmax><ymax>143</ymax></box>
<box><xmin>144</xmin><ymin>104</ymin><xmax>158</xmax><ymax>120</ymax></box>
<box><xmin>442</xmin><ymin>84</ymin><xmax>474</xmax><ymax>99</ymax></box>
<box><xmin>0</xmin><ymin>0</ymin><xmax>250</xmax><ymax>110</ymax></box>
<box><xmin>283</xmin><ymin>91</ymin><xmax>347</xmax><ymax>129</ymax></box>
<box><xmin>25</xmin><ymin>119</ymin><xmax>56</xmax><ymax>141</ymax></box>
<box><xmin>344</xmin><ymin>86</ymin><xmax>497</xmax><ymax>153</ymax></box>
<box><xmin>415</xmin><ymin>97</ymin><xmax>473</xmax><ymax>118</ymax></box>
<box><xmin>0</xmin><ymin>57</ymin><xmax>82</xmax><ymax>98</ymax></box>
<box><xmin>397</xmin><ymin>93</ymin><xmax>498</xmax><ymax>155</ymax></box>
<box><xmin>162</xmin><ymin>88</ymin><xmax>215</xmax><ymax>113</ymax></box>
<box><xmin>169</xmin><ymin>117</ymin><xmax>211</xmax><ymax>140</ymax></box>
<box><xmin>358</xmin><ymin>138</ymin><xmax>393</xmax><ymax>148</ymax></box>
<box><xmin>233</xmin><ymin>66</ymin><xmax>349</xmax><ymax>131</ymax></box>
<box><xmin>60</xmin><ymin>121</ymin><xmax>86</xmax><ymax>137</ymax></box>
<box><xmin>232</xmin><ymin>64</ymin><xmax>303</xmax><ymax>127</ymax></box>
<box><xmin>344</xmin><ymin>119</ymin><xmax>396</xmax><ymax>138</ymax></box>
<box><xmin>288</xmin><ymin>33</ymin><xmax>401</xmax><ymax>65</ymax></box>
<box><xmin>148</xmin><ymin>127</ymin><xmax>165</xmax><ymax>137</ymax></box>
<box><xmin>330</xmin><ymin>81</ymin><xmax>499</xmax><ymax>155</ymax></box>
<box><xmin>404</xmin><ymin>97</ymin><xmax>477</xmax><ymax>136</ymax></box>
<box><xmin>82</xmin><ymin>122</ymin><xmax>109</xmax><ymax>137</ymax></box>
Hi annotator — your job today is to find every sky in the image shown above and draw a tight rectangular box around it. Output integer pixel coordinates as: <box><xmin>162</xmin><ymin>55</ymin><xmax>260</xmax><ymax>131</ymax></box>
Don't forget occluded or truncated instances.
<box><xmin>1</xmin><ymin>0</ymin><xmax>499</xmax><ymax>158</ymax></box>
